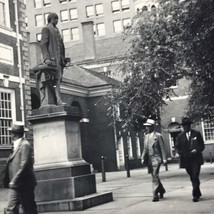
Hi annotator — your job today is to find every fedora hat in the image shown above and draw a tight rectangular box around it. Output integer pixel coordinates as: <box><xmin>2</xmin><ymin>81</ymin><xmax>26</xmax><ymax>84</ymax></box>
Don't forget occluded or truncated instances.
<box><xmin>181</xmin><ymin>117</ymin><xmax>193</xmax><ymax>125</ymax></box>
<box><xmin>8</xmin><ymin>124</ymin><xmax>25</xmax><ymax>133</ymax></box>
<box><xmin>143</xmin><ymin>119</ymin><xmax>155</xmax><ymax>126</ymax></box>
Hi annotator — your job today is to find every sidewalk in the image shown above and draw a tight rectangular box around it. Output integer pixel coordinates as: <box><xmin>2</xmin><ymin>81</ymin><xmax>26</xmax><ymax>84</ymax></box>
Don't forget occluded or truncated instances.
<box><xmin>1</xmin><ymin>163</ymin><xmax>214</xmax><ymax>214</ymax></box>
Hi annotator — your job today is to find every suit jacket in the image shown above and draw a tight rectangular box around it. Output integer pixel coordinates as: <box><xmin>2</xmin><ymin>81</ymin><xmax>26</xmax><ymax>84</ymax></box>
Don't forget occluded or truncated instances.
<box><xmin>141</xmin><ymin>131</ymin><xmax>167</xmax><ymax>166</ymax></box>
<box><xmin>3</xmin><ymin>138</ymin><xmax>37</xmax><ymax>189</ymax></box>
<box><xmin>40</xmin><ymin>23</ymin><xmax>65</xmax><ymax>68</ymax></box>
<box><xmin>175</xmin><ymin>129</ymin><xmax>205</xmax><ymax>168</ymax></box>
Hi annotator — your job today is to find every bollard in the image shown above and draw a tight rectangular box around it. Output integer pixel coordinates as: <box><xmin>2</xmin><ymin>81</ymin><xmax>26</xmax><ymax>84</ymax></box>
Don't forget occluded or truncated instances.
<box><xmin>101</xmin><ymin>156</ymin><xmax>106</xmax><ymax>182</ymax></box>
<box><xmin>209</xmin><ymin>152</ymin><xmax>213</xmax><ymax>164</ymax></box>
<box><xmin>164</xmin><ymin>162</ymin><xmax>168</xmax><ymax>171</ymax></box>
<box><xmin>125</xmin><ymin>155</ymin><xmax>131</xmax><ymax>178</ymax></box>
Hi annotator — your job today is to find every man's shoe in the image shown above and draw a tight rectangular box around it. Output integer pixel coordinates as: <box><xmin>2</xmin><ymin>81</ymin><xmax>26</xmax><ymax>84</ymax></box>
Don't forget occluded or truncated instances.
<box><xmin>193</xmin><ymin>197</ymin><xmax>199</xmax><ymax>202</ymax></box>
<box><xmin>152</xmin><ymin>196</ymin><xmax>159</xmax><ymax>202</ymax></box>
<box><xmin>159</xmin><ymin>193</ymin><xmax>164</xmax><ymax>199</ymax></box>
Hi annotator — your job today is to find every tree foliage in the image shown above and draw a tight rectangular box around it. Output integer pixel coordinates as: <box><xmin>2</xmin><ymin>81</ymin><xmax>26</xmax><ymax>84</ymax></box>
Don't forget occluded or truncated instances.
<box><xmin>109</xmin><ymin>0</ymin><xmax>214</xmax><ymax>129</ymax></box>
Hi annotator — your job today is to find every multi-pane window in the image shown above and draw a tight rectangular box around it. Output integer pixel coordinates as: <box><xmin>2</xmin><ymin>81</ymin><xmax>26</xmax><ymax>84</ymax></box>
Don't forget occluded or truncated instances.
<box><xmin>34</xmin><ymin>0</ymin><xmax>42</xmax><ymax>8</ymax></box>
<box><xmin>44</xmin><ymin>13</ymin><xmax>49</xmax><ymax>25</ymax></box>
<box><xmin>113</xmin><ymin>20</ymin><xmax>122</xmax><ymax>33</ymax></box>
<box><xmin>86</xmin><ymin>5</ymin><xmax>94</xmax><ymax>18</ymax></box>
<box><xmin>0</xmin><ymin>43</ymin><xmax>14</xmax><ymax>65</ymax></box>
<box><xmin>35</xmin><ymin>14</ymin><xmax>43</xmax><ymax>27</ymax></box>
<box><xmin>0</xmin><ymin>89</ymin><xmax>15</xmax><ymax>147</ymax></box>
<box><xmin>112</xmin><ymin>1</ymin><xmax>120</xmax><ymax>13</ymax></box>
<box><xmin>95</xmin><ymin>4</ymin><xmax>103</xmax><ymax>16</ymax></box>
<box><xmin>203</xmin><ymin>120</ymin><xmax>214</xmax><ymax>142</ymax></box>
<box><xmin>62</xmin><ymin>29</ymin><xmax>70</xmax><ymax>42</ymax></box>
<box><xmin>94</xmin><ymin>23</ymin><xmax>105</xmax><ymax>36</ymax></box>
<box><xmin>36</xmin><ymin>33</ymin><xmax>42</xmax><ymax>42</ymax></box>
<box><xmin>71</xmin><ymin>27</ymin><xmax>79</xmax><ymax>41</ymax></box>
<box><xmin>60</xmin><ymin>10</ymin><xmax>69</xmax><ymax>22</ymax></box>
<box><xmin>0</xmin><ymin>1</ymin><xmax>6</xmax><ymax>26</ymax></box>
<box><xmin>121</xmin><ymin>0</ymin><xmax>130</xmax><ymax>11</ymax></box>
<box><xmin>69</xmin><ymin>8</ymin><xmax>78</xmax><ymax>21</ymax></box>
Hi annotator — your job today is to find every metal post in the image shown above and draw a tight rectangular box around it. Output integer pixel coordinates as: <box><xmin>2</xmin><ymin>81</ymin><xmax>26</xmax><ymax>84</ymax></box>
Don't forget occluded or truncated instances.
<box><xmin>101</xmin><ymin>156</ymin><xmax>106</xmax><ymax>182</ymax></box>
<box><xmin>165</xmin><ymin>162</ymin><xmax>168</xmax><ymax>171</ymax></box>
<box><xmin>126</xmin><ymin>155</ymin><xmax>130</xmax><ymax>177</ymax></box>
<box><xmin>209</xmin><ymin>152</ymin><xmax>213</xmax><ymax>164</ymax></box>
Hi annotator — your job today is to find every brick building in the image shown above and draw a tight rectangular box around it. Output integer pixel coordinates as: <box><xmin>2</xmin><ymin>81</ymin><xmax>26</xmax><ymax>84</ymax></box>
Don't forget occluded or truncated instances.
<box><xmin>0</xmin><ymin>0</ymin><xmax>31</xmax><ymax>184</ymax></box>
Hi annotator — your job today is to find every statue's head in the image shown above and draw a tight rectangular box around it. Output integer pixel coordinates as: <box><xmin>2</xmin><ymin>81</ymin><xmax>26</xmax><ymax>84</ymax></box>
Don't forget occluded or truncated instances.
<box><xmin>47</xmin><ymin>13</ymin><xmax>59</xmax><ymax>25</ymax></box>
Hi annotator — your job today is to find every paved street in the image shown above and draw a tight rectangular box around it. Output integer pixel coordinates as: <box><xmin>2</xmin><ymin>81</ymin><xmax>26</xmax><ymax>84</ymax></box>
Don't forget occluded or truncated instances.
<box><xmin>0</xmin><ymin>163</ymin><xmax>214</xmax><ymax>214</ymax></box>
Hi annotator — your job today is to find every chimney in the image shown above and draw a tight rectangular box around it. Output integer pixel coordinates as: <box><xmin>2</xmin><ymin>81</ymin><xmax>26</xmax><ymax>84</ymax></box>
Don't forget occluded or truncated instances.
<box><xmin>81</xmin><ymin>21</ymin><xmax>96</xmax><ymax>60</ymax></box>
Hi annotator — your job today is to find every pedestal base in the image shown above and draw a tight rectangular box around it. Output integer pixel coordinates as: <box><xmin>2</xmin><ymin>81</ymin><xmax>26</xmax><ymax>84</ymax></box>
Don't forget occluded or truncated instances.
<box><xmin>37</xmin><ymin>192</ymin><xmax>113</xmax><ymax>212</ymax></box>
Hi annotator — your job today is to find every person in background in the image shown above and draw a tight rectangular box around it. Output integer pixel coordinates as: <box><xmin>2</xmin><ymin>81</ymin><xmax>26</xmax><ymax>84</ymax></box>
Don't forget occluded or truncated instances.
<box><xmin>175</xmin><ymin>117</ymin><xmax>205</xmax><ymax>202</ymax></box>
<box><xmin>141</xmin><ymin>119</ymin><xmax>167</xmax><ymax>202</ymax></box>
<box><xmin>3</xmin><ymin>124</ymin><xmax>37</xmax><ymax>214</ymax></box>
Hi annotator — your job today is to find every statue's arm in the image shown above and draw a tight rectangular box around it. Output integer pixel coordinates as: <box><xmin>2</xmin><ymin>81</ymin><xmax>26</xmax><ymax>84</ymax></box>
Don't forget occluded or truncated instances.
<box><xmin>40</xmin><ymin>27</ymin><xmax>50</xmax><ymax>62</ymax></box>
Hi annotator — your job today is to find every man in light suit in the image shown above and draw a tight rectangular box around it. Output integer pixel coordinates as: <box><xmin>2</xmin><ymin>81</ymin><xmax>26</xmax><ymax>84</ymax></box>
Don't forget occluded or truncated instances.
<box><xmin>175</xmin><ymin>117</ymin><xmax>205</xmax><ymax>202</ymax></box>
<box><xmin>141</xmin><ymin>119</ymin><xmax>167</xmax><ymax>202</ymax></box>
<box><xmin>40</xmin><ymin>12</ymin><xmax>66</xmax><ymax>105</ymax></box>
<box><xmin>3</xmin><ymin>124</ymin><xmax>37</xmax><ymax>214</ymax></box>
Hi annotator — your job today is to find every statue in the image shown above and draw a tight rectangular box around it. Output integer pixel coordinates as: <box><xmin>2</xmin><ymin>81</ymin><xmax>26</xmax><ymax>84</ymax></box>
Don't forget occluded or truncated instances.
<box><xmin>32</xmin><ymin>13</ymin><xmax>70</xmax><ymax>107</ymax></box>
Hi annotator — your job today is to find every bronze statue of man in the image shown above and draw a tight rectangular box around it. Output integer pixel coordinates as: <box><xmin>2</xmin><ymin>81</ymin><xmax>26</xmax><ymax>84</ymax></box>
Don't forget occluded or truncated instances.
<box><xmin>40</xmin><ymin>12</ymin><xmax>66</xmax><ymax>105</ymax></box>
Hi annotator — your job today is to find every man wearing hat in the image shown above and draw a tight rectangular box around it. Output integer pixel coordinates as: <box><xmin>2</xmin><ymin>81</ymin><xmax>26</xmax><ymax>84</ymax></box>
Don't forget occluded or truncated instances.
<box><xmin>141</xmin><ymin>119</ymin><xmax>167</xmax><ymax>202</ymax></box>
<box><xmin>175</xmin><ymin>117</ymin><xmax>205</xmax><ymax>202</ymax></box>
<box><xmin>3</xmin><ymin>124</ymin><xmax>37</xmax><ymax>214</ymax></box>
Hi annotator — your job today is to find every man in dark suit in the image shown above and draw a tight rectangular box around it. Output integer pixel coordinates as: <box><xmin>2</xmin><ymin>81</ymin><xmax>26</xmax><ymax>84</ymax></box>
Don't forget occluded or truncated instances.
<box><xmin>40</xmin><ymin>12</ymin><xmax>66</xmax><ymax>105</ymax></box>
<box><xmin>141</xmin><ymin>119</ymin><xmax>167</xmax><ymax>202</ymax></box>
<box><xmin>3</xmin><ymin>124</ymin><xmax>37</xmax><ymax>214</ymax></box>
<box><xmin>175</xmin><ymin>117</ymin><xmax>205</xmax><ymax>202</ymax></box>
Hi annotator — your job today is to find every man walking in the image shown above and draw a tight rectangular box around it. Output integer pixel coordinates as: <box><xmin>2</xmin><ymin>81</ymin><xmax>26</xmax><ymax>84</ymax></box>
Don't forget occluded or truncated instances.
<box><xmin>141</xmin><ymin>119</ymin><xmax>167</xmax><ymax>202</ymax></box>
<box><xmin>3</xmin><ymin>124</ymin><xmax>37</xmax><ymax>214</ymax></box>
<box><xmin>175</xmin><ymin>117</ymin><xmax>205</xmax><ymax>202</ymax></box>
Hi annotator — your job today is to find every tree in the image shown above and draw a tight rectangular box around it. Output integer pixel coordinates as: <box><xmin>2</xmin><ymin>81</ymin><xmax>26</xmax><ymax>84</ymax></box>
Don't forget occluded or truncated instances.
<box><xmin>109</xmin><ymin>0</ymin><xmax>214</xmax><ymax>130</ymax></box>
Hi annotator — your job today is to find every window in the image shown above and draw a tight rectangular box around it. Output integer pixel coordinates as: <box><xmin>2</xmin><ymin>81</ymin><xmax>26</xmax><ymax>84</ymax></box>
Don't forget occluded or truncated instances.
<box><xmin>123</xmin><ymin>18</ymin><xmax>131</xmax><ymax>29</ymax></box>
<box><xmin>202</xmin><ymin>120</ymin><xmax>214</xmax><ymax>143</ymax></box>
<box><xmin>112</xmin><ymin>1</ymin><xmax>120</xmax><ymax>13</ymax></box>
<box><xmin>95</xmin><ymin>4</ymin><xmax>103</xmax><ymax>16</ymax></box>
<box><xmin>127</xmin><ymin>134</ymin><xmax>133</xmax><ymax>159</ymax></box>
<box><xmin>0</xmin><ymin>88</ymin><xmax>15</xmax><ymax>147</ymax></box>
<box><xmin>69</xmin><ymin>8</ymin><xmax>78</xmax><ymax>21</ymax></box>
<box><xmin>0</xmin><ymin>43</ymin><xmax>14</xmax><ymax>65</ymax></box>
<box><xmin>71</xmin><ymin>27</ymin><xmax>79</xmax><ymax>41</ymax></box>
<box><xmin>43</xmin><ymin>0</ymin><xmax>51</xmax><ymax>6</ymax></box>
<box><xmin>44</xmin><ymin>13</ymin><xmax>49</xmax><ymax>25</ymax></box>
<box><xmin>95</xmin><ymin>23</ymin><xmax>105</xmax><ymax>36</ymax></box>
<box><xmin>0</xmin><ymin>0</ymin><xmax>10</xmax><ymax>28</ymax></box>
<box><xmin>136</xmin><ymin>135</ymin><xmax>141</xmax><ymax>158</ymax></box>
<box><xmin>121</xmin><ymin>0</ymin><xmax>129</xmax><ymax>11</ymax></box>
<box><xmin>113</xmin><ymin>20</ymin><xmax>122</xmax><ymax>33</ymax></box>
<box><xmin>35</xmin><ymin>14</ymin><xmax>43</xmax><ymax>27</ymax></box>
<box><xmin>62</xmin><ymin>29</ymin><xmax>70</xmax><ymax>42</ymax></box>
<box><xmin>34</xmin><ymin>0</ymin><xmax>42</xmax><ymax>8</ymax></box>
<box><xmin>0</xmin><ymin>1</ymin><xmax>6</xmax><ymax>26</ymax></box>
<box><xmin>60</xmin><ymin>10</ymin><xmax>69</xmax><ymax>22</ymax></box>
<box><xmin>86</xmin><ymin>5</ymin><xmax>94</xmax><ymax>18</ymax></box>
<box><xmin>36</xmin><ymin>33</ymin><xmax>41</xmax><ymax>41</ymax></box>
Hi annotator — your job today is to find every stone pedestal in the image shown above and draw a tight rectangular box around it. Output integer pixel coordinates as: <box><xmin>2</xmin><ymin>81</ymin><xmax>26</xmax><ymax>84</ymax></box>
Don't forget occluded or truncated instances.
<box><xmin>28</xmin><ymin>106</ymin><xmax>113</xmax><ymax>212</ymax></box>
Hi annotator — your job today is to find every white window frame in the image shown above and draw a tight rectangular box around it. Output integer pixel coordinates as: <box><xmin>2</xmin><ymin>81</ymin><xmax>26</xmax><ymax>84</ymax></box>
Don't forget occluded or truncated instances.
<box><xmin>86</xmin><ymin>5</ymin><xmax>94</xmax><ymax>18</ymax></box>
<box><xmin>0</xmin><ymin>0</ymin><xmax>10</xmax><ymax>28</ymax></box>
<box><xmin>123</xmin><ymin>18</ymin><xmax>131</xmax><ymax>30</ymax></box>
<box><xmin>62</xmin><ymin>29</ymin><xmax>70</xmax><ymax>42</ymax></box>
<box><xmin>34</xmin><ymin>0</ymin><xmax>43</xmax><ymax>8</ymax></box>
<box><xmin>71</xmin><ymin>27</ymin><xmax>79</xmax><ymax>41</ymax></box>
<box><xmin>43</xmin><ymin>0</ymin><xmax>51</xmax><ymax>7</ymax></box>
<box><xmin>112</xmin><ymin>0</ymin><xmax>120</xmax><ymax>13</ymax></box>
<box><xmin>202</xmin><ymin>120</ymin><xmax>214</xmax><ymax>144</ymax></box>
<box><xmin>0</xmin><ymin>87</ymin><xmax>16</xmax><ymax>148</ymax></box>
<box><xmin>60</xmin><ymin>10</ymin><xmax>69</xmax><ymax>22</ymax></box>
<box><xmin>121</xmin><ymin>0</ymin><xmax>130</xmax><ymax>12</ymax></box>
<box><xmin>113</xmin><ymin>20</ymin><xmax>123</xmax><ymax>33</ymax></box>
<box><xmin>0</xmin><ymin>43</ymin><xmax>14</xmax><ymax>65</ymax></box>
<box><xmin>95</xmin><ymin>4</ymin><xmax>104</xmax><ymax>16</ymax></box>
<box><xmin>95</xmin><ymin>23</ymin><xmax>105</xmax><ymax>36</ymax></box>
<box><xmin>69</xmin><ymin>8</ymin><xmax>78</xmax><ymax>21</ymax></box>
<box><xmin>35</xmin><ymin>14</ymin><xmax>43</xmax><ymax>27</ymax></box>
<box><xmin>44</xmin><ymin>13</ymin><xmax>50</xmax><ymax>25</ymax></box>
